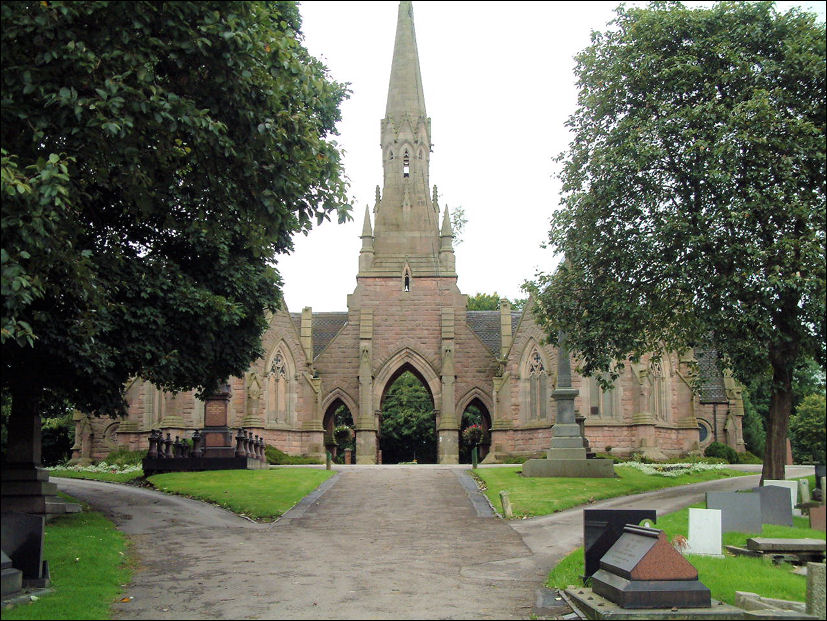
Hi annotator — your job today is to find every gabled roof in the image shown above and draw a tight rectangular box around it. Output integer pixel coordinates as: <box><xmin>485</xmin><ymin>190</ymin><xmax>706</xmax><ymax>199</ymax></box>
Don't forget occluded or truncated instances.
<box><xmin>465</xmin><ymin>311</ymin><xmax>521</xmax><ymax>357</ymax></box>
<box><xmin>290</xmin><ymin>312</ymin><xmax>349</xmax><ymax>360</ymax></box>
<box><xmin>695</xmin><ymin>348</ymin><xmax>729</xmax><ymax>403</ymax></box>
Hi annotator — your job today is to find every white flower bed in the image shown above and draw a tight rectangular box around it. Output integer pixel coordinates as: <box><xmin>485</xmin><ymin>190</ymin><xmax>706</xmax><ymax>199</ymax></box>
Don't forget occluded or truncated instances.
<box><xmin>616</xmin><ymin>461</ymin><xmax>728</xmax><ymax>477</ymax></box>
<box><xmin>47</xmin><ymin>462</ymin><xmax>142</xmax><ymax>474</ymax></box>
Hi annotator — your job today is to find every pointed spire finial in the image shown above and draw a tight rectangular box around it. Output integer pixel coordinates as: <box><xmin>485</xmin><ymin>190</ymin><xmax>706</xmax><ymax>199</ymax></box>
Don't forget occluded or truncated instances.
<box><xmin>432</xmin><ymin>185</ymin><xmax>439</xmax><ymax>212</ymax></box>
<box><xmin>441</xmin><ymin>205</ymin><xmax>452</xmax><ymax>238</ymax></box>
<box><xmin>361</xmin><ymin>205</ymin><xmax>373</xmax><ymax>237</ymax></box>
<box><xmin>374</xmin><ymin>185</ymin><xmax>381</xmax><ymax>213</ymax></box>
<box><xmin>386</xmin><ymin>0</ymin><xmax>427</xmax><ymax>120</ymax></box>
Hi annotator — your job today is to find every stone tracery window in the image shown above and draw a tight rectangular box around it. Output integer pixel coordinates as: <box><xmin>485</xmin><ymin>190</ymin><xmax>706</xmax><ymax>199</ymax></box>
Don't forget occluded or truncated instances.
<box><xmin>527</xmin><ymin>347</ymin><xmax>547</xmax><ymax>421</ymax></box>
<box><xmin>647</xmin><ymin>357</ymin><xmax>671</xmax><ymax>422</ymax></box>
<box><xmin>266</xmin><ymin>347</ymin><xmax>293</xmax><ymax>424</ymax></box>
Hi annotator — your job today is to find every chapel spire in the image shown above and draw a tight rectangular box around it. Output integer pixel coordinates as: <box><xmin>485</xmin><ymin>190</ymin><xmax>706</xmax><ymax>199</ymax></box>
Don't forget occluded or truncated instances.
<box><xmin>385</xmin><ymin>1</ymin><xmax>427</xmax><ymax>120</ymax></box>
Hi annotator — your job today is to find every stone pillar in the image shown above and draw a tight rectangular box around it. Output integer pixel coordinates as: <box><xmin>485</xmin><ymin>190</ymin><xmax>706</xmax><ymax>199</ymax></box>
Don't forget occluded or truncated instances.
<box><xmin>202</xmin><ymin>384</ymin><xmax>235</xmax><ymax>458</ymax></box>
<box><xmin>438</xmin><ymin>308</ymin><xmax>459</xmax><ymax>464</ymax></box>
<box><xmin>499</xmin><ymin>299</ymin><xmax>512</xmax><ymax>359</ymax></box>
<box><xmin>523</xmin><ymin>333</ymin><xmax>614</xmax><ymax>477</ymax></box>
<box><xmin>356</xmin><ymin>309</ymin><xmax>377</xmax><ymax>464</ymax></box>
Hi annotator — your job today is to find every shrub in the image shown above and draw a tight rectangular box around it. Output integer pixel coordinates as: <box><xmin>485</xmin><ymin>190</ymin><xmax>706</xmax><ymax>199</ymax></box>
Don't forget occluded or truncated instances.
<box><xmin>104</xmin><ymin>447</ymin><xmax>147</xmax><ymax>467</ymax></box>
<box><xmin>736</xmin><ymin>450</ymin><xmax>763</xmax><ymax>465</ymax></box>
<box><xmin>704</xmin><ymin>441</ymin><xmax>738</xmax><ymax>464</ymax></box>
<box><xmin>264</xmin><ymin>444</ymin><xmax>322</xmax><ymax>465</ymax></box>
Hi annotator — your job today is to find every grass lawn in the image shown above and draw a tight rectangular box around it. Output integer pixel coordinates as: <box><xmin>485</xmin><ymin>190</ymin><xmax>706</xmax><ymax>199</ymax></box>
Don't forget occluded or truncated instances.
<box><xmin>2</xmin><ymin>494</ymin><xmax>133</xmax><ymax>621</ymax></box>
<box><xmin>147</xmin><ymin>468</ymin><xmax>335</xmax><ymax>521</ymax></box>
<box><xmin>547</xmin><ymin>504</ymin><xmax>825</xmax><ymax>605</ymax></box>
<box><xmin>474</xmin><ymin>464</ymin><xmax>750</xmax><ymax>517</ymax></box>
<box><xmin>48</xmin><ymin>468</ymin><xmax>144</xmax><ymax>484</ymax></box>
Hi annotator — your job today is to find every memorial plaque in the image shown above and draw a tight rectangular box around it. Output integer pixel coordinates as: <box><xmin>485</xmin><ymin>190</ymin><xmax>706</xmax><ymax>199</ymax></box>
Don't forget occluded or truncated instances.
<box><xmin>584</xmin><ymin>509</ymin><xmax>657</xmax><ymax>579</ymax></box>
<box><xmin>204</xmin><ymin>400</ymin><xmax>228</xmax><ymax>427</ymax></box>
<box><xmin>591</xmin><ymin>525</ymin><xmax>711</xmax><ymax>609</ymax></box>
<box><xmin>753</xmin><ymin>485</ymin><xmax>794</xmax><ymax>527</ymax></box>
<box><xmin>706</xmin><ymin>491</ymin><xmax>762</xmax><ymax>533</ymax></box>
<box><xmin>764</xmin><ymin>479</ymin><xmax>800</xmax><ymax>516</ymax></box>
<box><xmin>686</xmin><ymin>508</ymin><xmax>722</xmax><ymax>556</ymax></box>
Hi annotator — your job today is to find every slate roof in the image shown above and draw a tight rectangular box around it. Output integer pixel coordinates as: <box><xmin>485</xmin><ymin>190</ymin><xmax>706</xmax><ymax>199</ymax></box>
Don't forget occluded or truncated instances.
<box><xmin>465</xmin><ymin>311</ymin><xmax>522</xmax><ymax>357</ymax></box>
<box><xmin>695</xmin><ymin>348</ymin><xmax>729</xmax><ymax>403</ymax></box>
<box><xmin>290</xmin><ymin>312</ymin><xmax>349</xmax><ymax>360</ymax></box>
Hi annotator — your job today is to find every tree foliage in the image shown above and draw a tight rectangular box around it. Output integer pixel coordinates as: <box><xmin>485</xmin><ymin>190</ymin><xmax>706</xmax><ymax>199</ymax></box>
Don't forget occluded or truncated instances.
<box><xmin>789</xmin><ymin>393</ymin><xmax>826</xmax><ymax>464</ymax></box>
<box><xmin>379</xmin><ymin>371</ymin><xmax>436</xmax><ymax>463</ymax></box>
<box><xmin>1</xmin><ymin>2</ymin><xmax>350</xmax><ymax>428</ymax></box>
<box><xmin>531</xmin><ymin>2</ymin><xmax>825</xmax><ymax>481</ymax></box>
<box><xmin>466</xmin><ymin>292</ymin><xmax>525</xmax><ymax>312</ymax></box>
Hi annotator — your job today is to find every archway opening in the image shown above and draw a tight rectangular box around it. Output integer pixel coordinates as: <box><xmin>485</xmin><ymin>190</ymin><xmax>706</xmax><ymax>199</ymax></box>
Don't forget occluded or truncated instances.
<box><xmin>323</xmin><ymin>399</ymin><xmax>355</xmax><ymax>464</ymax></box>
<box><xmin>459</xmin><ymin>398</ymin><xmax>492</xmax><ymax>464</ymax></box>
<box><xmin>379</xmin><ymin>368</ymin><xmax>436</xmax><ymax>464</ymax></box>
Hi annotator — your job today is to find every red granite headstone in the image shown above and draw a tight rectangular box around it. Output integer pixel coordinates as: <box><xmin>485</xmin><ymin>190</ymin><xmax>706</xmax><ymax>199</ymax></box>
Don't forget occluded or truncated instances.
<box><xmin>810</xmin><ymin>504</ymin><xmax>826</xmax><ymax>532</ymax></box>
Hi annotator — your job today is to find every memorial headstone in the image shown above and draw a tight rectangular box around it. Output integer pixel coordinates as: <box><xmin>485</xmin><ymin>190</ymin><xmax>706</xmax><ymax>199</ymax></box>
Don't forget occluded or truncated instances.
<box><xmin>815</xmin><ymin>465</ymin><xmax>825</xmax><ymax>489</ymax></box>
<box><xmin>0</xmin><ymin>511</ymin><xmax>49</xmax><ymax>587</ymax></box>
<box><xmin>685</xmin><ymin>508</ymin><xmax>723</xmax><ymax>556</ymax></box>
<box><xmin>590</xmin><ymin>524</ymin><xmax>711</xmax><ymax>609</ymax></box>
<box><xmin>764</xmin><ymin>479</ymin><xmax>801</xmax><ymax>517</ymax></box>
<box><xmin>753</xmin><ymin>485</ymin><xmax>794</xmax><ymax>527</ymax></box>
<box><xmin>798</xmin><ymin>478</ymin><xmax>812</xmax><ymax>505</ymax></box>
<box><xmin>583</xmin><ymin>509</ymin><xmax>657</xmax><ymax>579</ymax></box>
<box><xmin>706</xmin><ymin>491</ymin><xmax>762</xmax><ymax>533</ymax></box>
<box><xmin>810</xmin><ymin>504</ymin><xmax>826</xmax><ymax>532</ymax></box>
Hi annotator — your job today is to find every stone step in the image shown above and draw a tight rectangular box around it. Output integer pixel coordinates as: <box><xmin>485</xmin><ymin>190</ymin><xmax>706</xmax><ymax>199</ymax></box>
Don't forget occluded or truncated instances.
<box><xmin>1</xmin><ymin>567</ymin><xmax>22</xmax><ymax>598</ymax></box>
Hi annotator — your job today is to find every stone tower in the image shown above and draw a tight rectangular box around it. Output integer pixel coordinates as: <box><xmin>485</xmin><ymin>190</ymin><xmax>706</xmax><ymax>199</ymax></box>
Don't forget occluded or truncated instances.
<box><xmin>346</xmin><ymin>0</ymin><xmax>463</xmax><ymax>463</ymax></box>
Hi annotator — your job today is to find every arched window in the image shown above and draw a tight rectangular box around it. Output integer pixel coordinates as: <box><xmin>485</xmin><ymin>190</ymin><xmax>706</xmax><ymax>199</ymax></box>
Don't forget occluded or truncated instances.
<box><xmin>403</xmin><ymin>266</ymin><xmax>412</xmax><ymax>292</ymax></box>
<box><xmin>648</xmin><ymin>357</ymin><xmax>671</xmax><ymax>422</ymax></box>
<box><xmin>403</xmin><ymin>151</ymin><xmax>410</xmax><ymax>177</ymax></box>
<box><xmin>588</xmin><ymin>376</ymin><xmax>616</xmax><ymax>418</ymax></box>
<box><xmin>265</xmin><ymin>346</ymin><xmax>293</xmax><ymax>425</ymax></box>
<box><xmin>528</xmin><ymin>348</ymin><xmax>547</xmax><ymax>420</ymax></box>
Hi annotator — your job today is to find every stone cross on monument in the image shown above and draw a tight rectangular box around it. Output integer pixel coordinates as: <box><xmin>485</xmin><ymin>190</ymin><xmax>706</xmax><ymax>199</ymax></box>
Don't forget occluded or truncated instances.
<box><xmin>523</xmin><ymin>333</ymin><xmax>615</xmax><ymax>477</ymax></box>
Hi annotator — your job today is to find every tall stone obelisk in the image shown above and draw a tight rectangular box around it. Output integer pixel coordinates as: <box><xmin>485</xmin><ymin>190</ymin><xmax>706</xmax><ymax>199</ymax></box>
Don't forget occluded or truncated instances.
<box><xmin>523</xmin><ymin>333</ymin><xmax>615</xmax><ymax>477</ymax></box>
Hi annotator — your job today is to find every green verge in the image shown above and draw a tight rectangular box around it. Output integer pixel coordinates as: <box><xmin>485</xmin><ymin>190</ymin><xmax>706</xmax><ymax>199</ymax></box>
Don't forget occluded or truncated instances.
<box><xmin>147</xmin><ymin>468</ymin><xmax>335</xmax><ymax>521</ymax></box>
<box><xmin>48</xmin><ymin>468</ymin><xmax>144</xmax><ymax>483</ymax></box>
<box><xmin>548</xmin><ymin>504</ymin><xmax>825</xmax><ymax>605</ymax></box>
<box><xmin>474</xmin><ymin>465</ymin><xmax>750</xmax><ymax>517</ymax></box>
<box><xmin>2</xmin><ymin>494</ymin><xmax>133</xmax><ymax>620</ymax></box>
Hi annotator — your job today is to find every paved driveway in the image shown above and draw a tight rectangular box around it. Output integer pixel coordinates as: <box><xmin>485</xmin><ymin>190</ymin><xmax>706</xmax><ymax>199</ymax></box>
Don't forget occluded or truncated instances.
<box><xmin>55</xmin><ymin>464</ymin><xmax>813</xmax><ymax>619</ymax></box>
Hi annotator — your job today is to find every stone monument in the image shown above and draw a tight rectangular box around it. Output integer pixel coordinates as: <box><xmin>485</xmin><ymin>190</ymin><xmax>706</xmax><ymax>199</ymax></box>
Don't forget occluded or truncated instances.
<box><xmin>583</xmin><ymin>509</ymin><xmax>657</xmax><ymax>579</ymax></box>
<box><xmin>523</xmin><ymin>333</ymin><xmax>615</xmax><ymax>478</ymax></box>
<box><xmin>591</xmin><ymin>524</ymin><xmax>711</xmax><ymax>609</ymax></box>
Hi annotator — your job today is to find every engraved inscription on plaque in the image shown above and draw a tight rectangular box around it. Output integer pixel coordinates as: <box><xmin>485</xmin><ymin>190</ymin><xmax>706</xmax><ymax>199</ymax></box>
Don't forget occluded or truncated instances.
<box><xmin>205</xmin><ymin>400</ymin><xmax>227</xmax><ymax>427</ymax></box>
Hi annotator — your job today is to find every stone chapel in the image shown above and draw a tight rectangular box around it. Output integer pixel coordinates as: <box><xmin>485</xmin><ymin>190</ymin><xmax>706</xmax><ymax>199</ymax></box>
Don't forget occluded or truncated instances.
<box><xmin>72</xmin><ymin>1</ymin><xmax>745</xmax><ymax>465</ymax></box>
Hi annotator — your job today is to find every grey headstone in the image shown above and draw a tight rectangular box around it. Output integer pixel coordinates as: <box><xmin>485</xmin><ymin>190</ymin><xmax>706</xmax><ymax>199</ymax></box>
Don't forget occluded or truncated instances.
<box><xmin>764</xmin><ymin>479</ymin><xmax>801</xmax><ymax>517</ymax></box>
<box><xmin>706</xmin><ymin>491</ymin><xmax>762</xmax><ymax>533</ymax></box>
<box><xmin>754</xmin><ymin>485</ymin><xmax>794</xmax><ymax>527</ymax></box>
<box><xmin>0</xmin><ymin>511</ymin><xmax>45</xmax><ymax>580</ymax></box>
<box><xmin>798</xmin><ymin>479</ymin><xmax>812</xmax><ymax>505</ymax></box>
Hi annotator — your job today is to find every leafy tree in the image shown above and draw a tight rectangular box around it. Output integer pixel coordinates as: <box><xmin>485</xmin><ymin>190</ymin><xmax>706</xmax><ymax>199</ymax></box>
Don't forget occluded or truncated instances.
<box><xmin>789</xmin><ymin>393</ymin><xmax>826</xmax><ymax>464</ymax></box>
<box><xmin>1</xmin><ymin>1</ymin><xmax>349</xmax><ymax>466</ymax></box>
<box><xmin>531</xmin><ymin>2</ymin><xmax>825</xmax><ymax>482</ymax></box>
<box><xmin>379</xmin><ymin>371</ymin><xmax>436</xmax><ymax>463</ymax></box>
<box><xmin>450</xmin><ymin>205</ymin><xmax>467</xmax><ymax>245</ymax></box>
<box><xmin>467</xmin><ymin>292</ymin><xmax>525</xmax><ymax>312</ymax></box>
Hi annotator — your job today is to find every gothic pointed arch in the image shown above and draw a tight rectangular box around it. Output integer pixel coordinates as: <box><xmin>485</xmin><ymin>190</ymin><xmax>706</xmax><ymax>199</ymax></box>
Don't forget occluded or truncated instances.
<box><xmin>518</xmin><ymin>338</ymin><xmax>550</xmax><ymax>424</ymax></box>
<box><xmin>587</xmin><ymin>372</ymin><xmax>622</xmax><ymax>419</ymax></box>
<box><xmin>373</xmin><ymin>347</ymin><xmax>440</xmax><ymax>409</ymax></box>
<box><xmin>457</xmin><ymin>387</ymin><xmax>493</xmax><ymax>418</ymax></box>
<box><xmin>264</xmin><ymin>340</ymin><xmax>297</xmax><ymax>426</ymax></box>
<box><xmin>321</xmin><ymin>387</ymin><xmax>358</xmax><ymax>422</ymax></box>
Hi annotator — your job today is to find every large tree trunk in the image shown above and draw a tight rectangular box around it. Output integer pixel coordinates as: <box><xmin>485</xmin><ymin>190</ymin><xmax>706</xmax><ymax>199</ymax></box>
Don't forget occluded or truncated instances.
<box><xmin>761</xmin><ymin>351</ymin><xmax>794</xmax><ymax>484</ymax></box>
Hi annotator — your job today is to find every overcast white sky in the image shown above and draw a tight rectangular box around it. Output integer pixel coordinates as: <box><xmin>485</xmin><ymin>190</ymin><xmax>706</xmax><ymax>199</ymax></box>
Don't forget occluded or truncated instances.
<box><xmin>277</xmin><ymin>1</ymin><xmax>825</xmax><ymax>312</ymax></box>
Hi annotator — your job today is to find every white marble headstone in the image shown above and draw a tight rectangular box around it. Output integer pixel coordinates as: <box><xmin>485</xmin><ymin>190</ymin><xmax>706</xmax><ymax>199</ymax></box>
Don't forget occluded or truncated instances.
<box><xmin>686</xmin><ymin>508</ymin><xmax>723</xmax><ymax>557</ymax></box>
<box><xmin>764</xmin><ymin>479</ymin><xmax>801</xmax><ymax>517</ymax></box>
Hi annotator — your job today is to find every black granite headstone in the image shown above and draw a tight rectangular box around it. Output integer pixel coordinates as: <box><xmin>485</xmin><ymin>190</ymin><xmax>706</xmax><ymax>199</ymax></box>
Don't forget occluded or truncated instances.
<box><xmin>753</xmin><ymin>485</ymin><xmax>794</xmax><ymax>527</ymax></box>
<box><xmin>583</xmin><ymin>509</ymin><xmax>657</xmax><ymax>580</ymax></box>
<box><xmin>815</xmin><ymin>465</ymin><xmax>825</xmax><ymax>489</ymax></box>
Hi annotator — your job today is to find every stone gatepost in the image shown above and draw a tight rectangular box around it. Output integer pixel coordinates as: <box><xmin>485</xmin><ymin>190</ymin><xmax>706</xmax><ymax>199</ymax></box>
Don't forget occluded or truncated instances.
<box><xmin>438</xmin><ymin>307</ymin><xmax>459</xmax><ymax>464</ymax></box>
<box><xmin>356</xmin><ymin>309</ymin><xmax>377</xmax><ymax>464</ymax></box>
